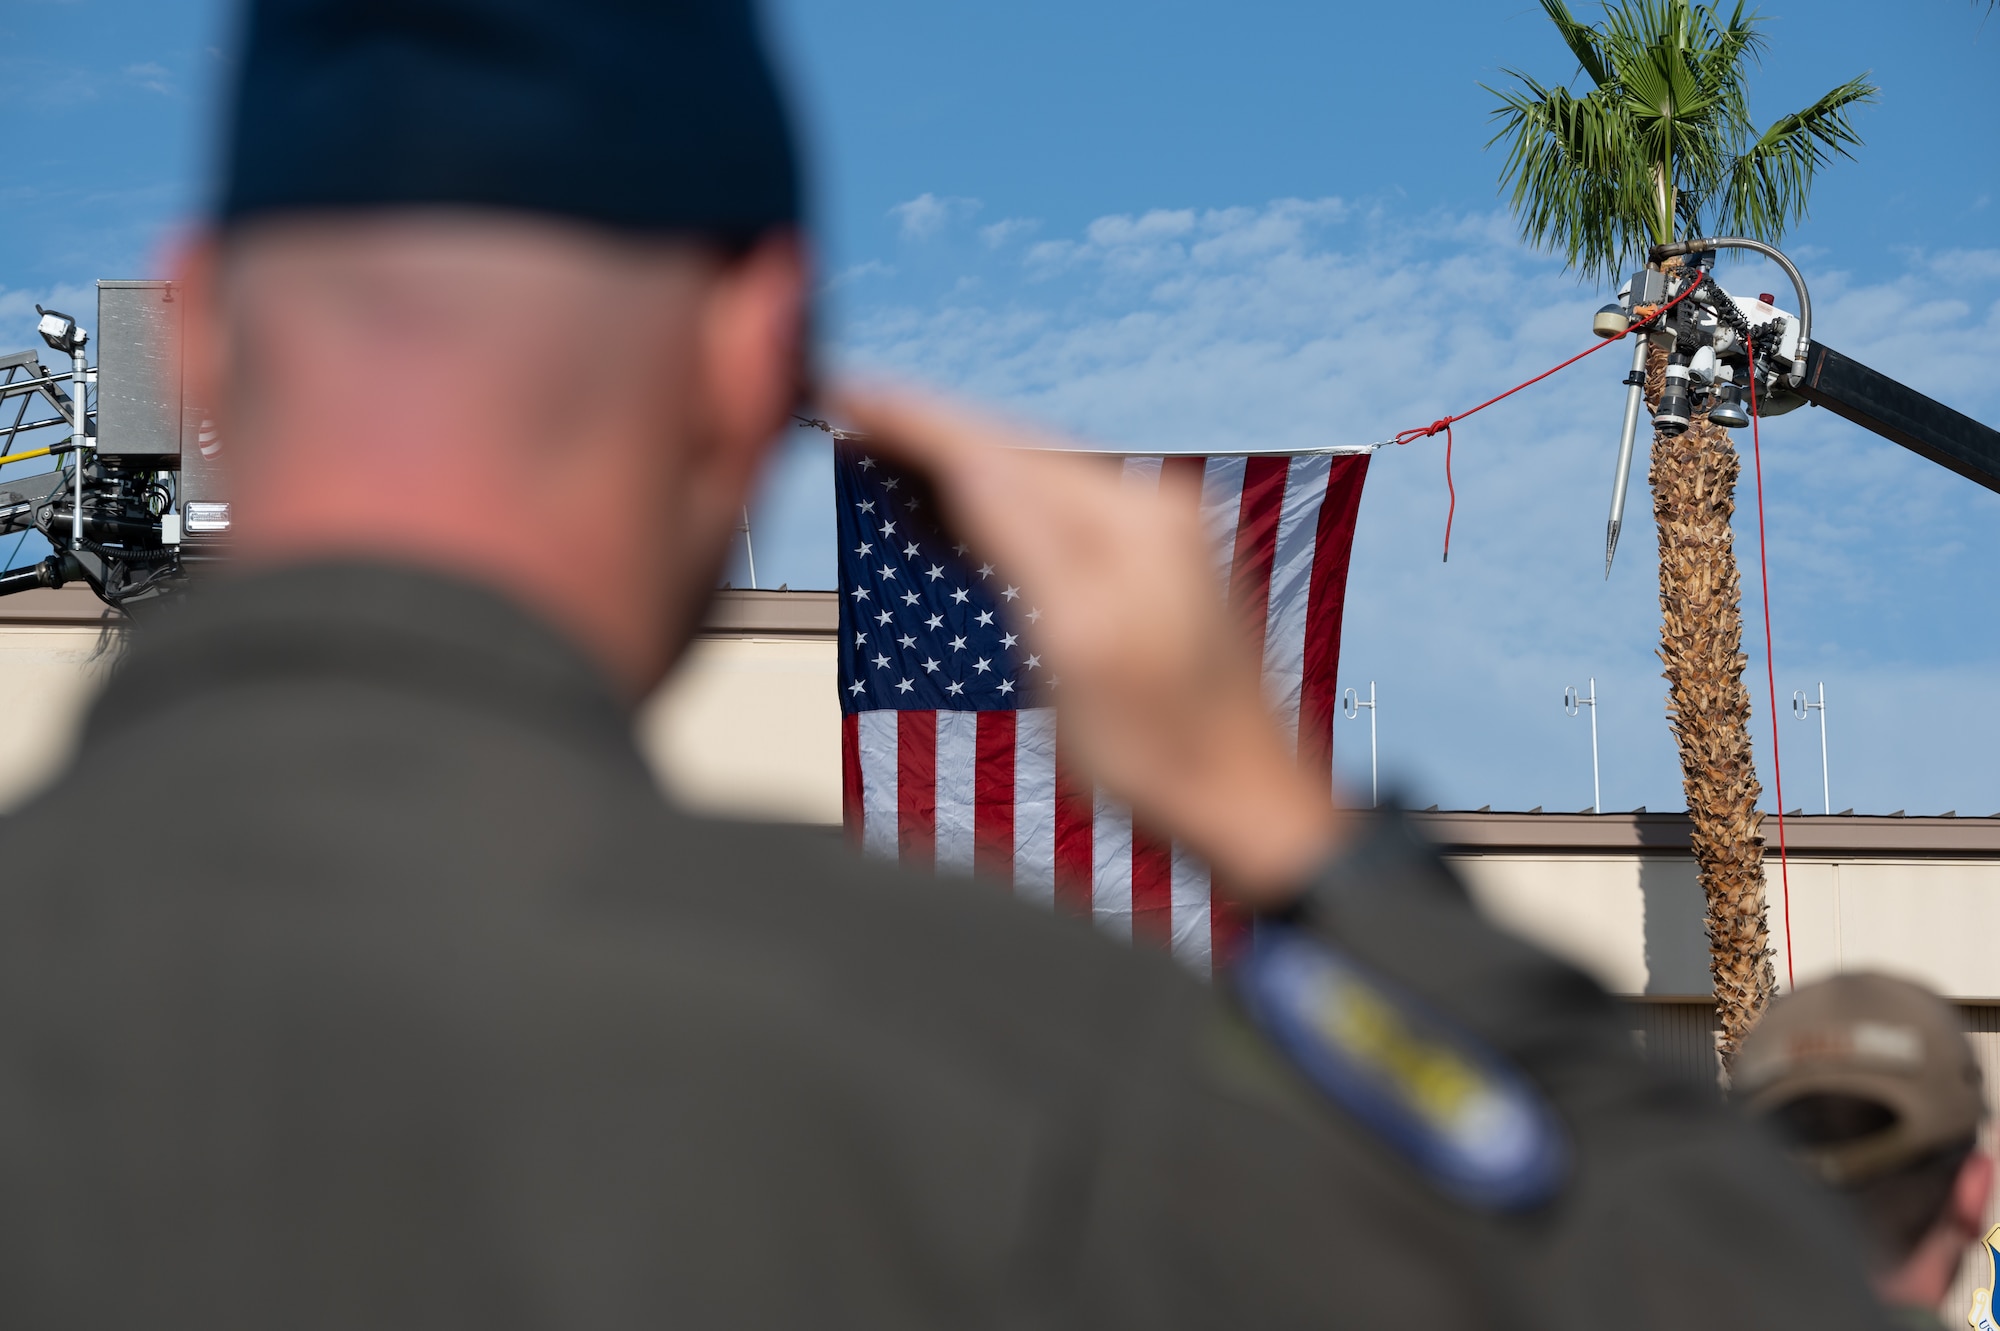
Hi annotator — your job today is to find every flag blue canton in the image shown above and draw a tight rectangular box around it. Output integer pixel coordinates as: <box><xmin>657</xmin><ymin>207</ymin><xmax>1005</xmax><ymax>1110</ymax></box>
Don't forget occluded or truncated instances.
<box><xmin>836</xmin><ymin>447</ymin><xmax>1046</xmax><ymax>713</ymax></box>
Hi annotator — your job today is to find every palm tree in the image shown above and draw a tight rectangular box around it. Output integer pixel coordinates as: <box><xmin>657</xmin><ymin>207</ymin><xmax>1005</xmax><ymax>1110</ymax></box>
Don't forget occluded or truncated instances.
<box><xmin>1486</xmin><ymin>0</ymin><xmax>1874</xmax><ymax>1069</ymax></box>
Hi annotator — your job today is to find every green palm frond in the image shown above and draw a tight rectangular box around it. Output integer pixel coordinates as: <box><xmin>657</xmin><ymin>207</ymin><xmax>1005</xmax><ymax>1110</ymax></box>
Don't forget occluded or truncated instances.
<box><xmin>1486</xmin><ymin>77</ymin><xmax>1656</xmax><ymax>281</ymax></box>
<box><xmin>1536</xmin><ymin>0</ymin><xmax>1613</xmax><ymax>86</ymax></box>
<box><xmin>1485</xmin><ymin>0</ymin><xmax>1874</xmax><ymax>285</ymax></box>
<box><xmin>1721</xmin><ymin>75</ymin><xmax>1877</xmax><ymax>237</ymax></box>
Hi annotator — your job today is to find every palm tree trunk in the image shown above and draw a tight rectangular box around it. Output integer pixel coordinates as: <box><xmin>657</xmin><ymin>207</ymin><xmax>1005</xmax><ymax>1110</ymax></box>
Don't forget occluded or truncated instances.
<box><xmin>1647</xmin><ymin>345</ymin><xmax>1776</xmax><ymax>1073</ymax></box>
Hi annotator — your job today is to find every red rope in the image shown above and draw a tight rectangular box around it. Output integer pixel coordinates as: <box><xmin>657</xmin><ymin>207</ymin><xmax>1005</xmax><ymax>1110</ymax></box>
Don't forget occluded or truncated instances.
<box><xmin>1442</xmin><ymin>425</ymin><xmax>1455</xmax><ymax>562</ymax></box>
<box><xmin>1391</xmin><ymin>274</ymin><xmax>1707</xmax><ymax>560</ymax></box>
<box><xmin>1745</xmin><ymin>336</ymin><xmax>1795</xmax><ymax>990</ymax></box>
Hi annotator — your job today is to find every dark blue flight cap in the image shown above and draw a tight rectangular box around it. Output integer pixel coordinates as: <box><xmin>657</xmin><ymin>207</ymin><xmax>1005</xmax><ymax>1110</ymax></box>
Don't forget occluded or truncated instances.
<box><xmin>220</xmin><ymin>0</ymin><xmax>801</xmax><ymax>239</ymax></box>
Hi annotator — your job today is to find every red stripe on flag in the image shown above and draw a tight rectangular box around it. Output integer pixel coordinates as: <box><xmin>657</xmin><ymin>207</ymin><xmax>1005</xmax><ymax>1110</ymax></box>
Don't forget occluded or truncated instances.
<box><xmin>1299</xmin><ymin>454</ymin><xmax>1370</xmax><ymax>790</ymax></box>
<box><xmin>1229</xmin><ymin>456</ymin><xmax>1290</xmax><ymax>658</ymax></box>
<box><xmin>1211</xmin><ymin>890</ymin><xmax>1252</xmax><ymax>971</ymax></box>
<box><xmin>841</xmin><ymin>711</ymin><xmax>863</xmax><ymax>846</ymax></box>
<box><xmin>898</xmin><ymin>710</ymin><xmax>937</xmax><ymax>870</ymax></box>
<box><xmin>974</xmin><ymin>710</ymin><xmax>1016</xmax><ymax>884</ymax></box>
<box><xmin>1053</xmin><ymin>735</ymin><xmax>1094</xmax><ymax>918</ymax></box>
<box><xmin>1132</xmin><ymin>823</ymin><xmax>1173</xmax><ymax>946</ymax></box>
<box><xmin>1207</xmin><ymin>459</ymin><xmax>1292</xmax><ymax>972</ymax></box>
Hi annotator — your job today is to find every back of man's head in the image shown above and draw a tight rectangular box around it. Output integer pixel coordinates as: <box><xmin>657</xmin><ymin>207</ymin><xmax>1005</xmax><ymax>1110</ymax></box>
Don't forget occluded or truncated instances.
<box><xmin>181</xmin><ymin>0</ymin><xmax>813</xmax><ymax>696</ymax></box>
<box><xmin>1736</xmin><ymin>973</ymin><xmax>1990</xmax><ymax>1300</ymax></box>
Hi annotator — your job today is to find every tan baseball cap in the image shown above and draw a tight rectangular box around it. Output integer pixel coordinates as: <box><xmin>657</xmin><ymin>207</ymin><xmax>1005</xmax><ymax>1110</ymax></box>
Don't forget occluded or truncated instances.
<box><xmin>1734</xmin><ymin>973</ymin><xmax>1986</xmax><ymax>1185</ymax></box>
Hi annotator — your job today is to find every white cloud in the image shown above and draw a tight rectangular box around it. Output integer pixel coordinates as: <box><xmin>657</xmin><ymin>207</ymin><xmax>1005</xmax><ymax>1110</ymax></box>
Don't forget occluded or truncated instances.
<box><xmin>123</xmin><ymin>62</ymin><xmax>172</xmax><ymax>95</ymax></box>
<box><xmin>823</xmin><ymin>259</ymin><xmax>895</xmax><ymax>291</ymax></box>
<box><xmin>888</xmin><ymin>192</ymin><xmax>981</xmax><ymax>242</ymax></box>
<box><xmin>0</xmin><ymin>283</ymin><xmax>93</xmax><ymax>331</ymax></box>
<box><xmin>979</xmin><ymin>217</ymin><xmax>1039</xmax><ymax>249</ymax></box>
<box><xmin>768</xmin><ymin>197</ymin><xmax>2000</xmax><ymax>814</ymax></box>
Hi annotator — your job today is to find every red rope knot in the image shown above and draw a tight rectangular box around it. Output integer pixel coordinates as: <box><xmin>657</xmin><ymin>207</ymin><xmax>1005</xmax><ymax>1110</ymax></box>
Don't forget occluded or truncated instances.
<box><xmin>1391</xmin><ymin>417</ymin><xmax>1455</xmax><ymax>447</ymax></box>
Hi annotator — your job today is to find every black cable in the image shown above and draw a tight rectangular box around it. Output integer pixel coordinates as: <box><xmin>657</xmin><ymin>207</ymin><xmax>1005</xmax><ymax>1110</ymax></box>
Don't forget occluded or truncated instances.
<box><xmin>78</xmin><ymin>536</ymin><xmax>177</xmax><ymax>566</ymax></box>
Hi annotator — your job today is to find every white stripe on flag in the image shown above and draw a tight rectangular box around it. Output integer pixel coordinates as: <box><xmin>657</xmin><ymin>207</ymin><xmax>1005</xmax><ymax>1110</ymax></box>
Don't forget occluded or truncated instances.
<box><xmin>857</xmin><ymin>710</ymin><xmax>899</xmax><ymax>859</ymax></box>
<box><xmin>1170</xmin><ymin>841</ymin><xmax>1213</xmax><ymax>979</ymax></box>
<box><xmin>1013</xmin><ymin>708</ymin><xmax>1057</xmax><ymax>905</ymax></box>
<box><xmin>1121</xmin><ymin>455</ymin><xmax>1163</xmax><ymax>489</ymax></box>
<box><xmin>1092</xmin><ymin>792</ymin><xmax>1133</xmax><ymax>942</ymax></box>
<box><xmin>1200</xmin><ymin>456</ymin><xmax>1247</xmax><ymax>595</ymax></box>
<box><xmin>934</xmin><ymin>710</ymin><xmax>977</xmax><ymax>875</ymax></box>
<box><xmin>1264</xmin><ymin>454</ymin><xmax>1332</xmax><ymax>754</ymax></box>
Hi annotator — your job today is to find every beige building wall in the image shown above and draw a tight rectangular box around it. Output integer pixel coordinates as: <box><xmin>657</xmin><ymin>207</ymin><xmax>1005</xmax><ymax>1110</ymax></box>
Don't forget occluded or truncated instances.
<box><xmin>640</xmin><ymin>634</ymin><xmax>842</xmax><ymax>825</ymax></box>
<box><xmin>1457</xmin><ymin>850</ymin><xmax>2000</xmax><ymax>1002</ymax></box>
<box><xmin>0</xmin><ymin>592</ymin><xmax>125</xmax><ymax>811</ymax></box>
<box><xmin>10</xmin><ymin>587</ymin><xmax>2000</xmax><ymax>1016</ymax></box>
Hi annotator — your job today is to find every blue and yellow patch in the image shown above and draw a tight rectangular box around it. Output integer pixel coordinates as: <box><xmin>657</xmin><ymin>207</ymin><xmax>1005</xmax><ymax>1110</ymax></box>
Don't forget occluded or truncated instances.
<box><xmin>1234</xmin><ymin>924</ymin><xmax>1568</xmax><ymax>1211</ymax></box>
<box><xmin>1966</xmin><ymin>1224</ymin><xmax>2000</xmax><ymax>1331</ymax></box>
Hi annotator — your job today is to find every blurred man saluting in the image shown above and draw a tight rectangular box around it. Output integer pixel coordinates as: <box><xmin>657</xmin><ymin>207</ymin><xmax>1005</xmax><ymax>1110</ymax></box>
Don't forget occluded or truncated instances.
<box><xmin>0</xmin><ymin>1</ymin><xmax>1901</xmax><ymax>1327</ymax></box>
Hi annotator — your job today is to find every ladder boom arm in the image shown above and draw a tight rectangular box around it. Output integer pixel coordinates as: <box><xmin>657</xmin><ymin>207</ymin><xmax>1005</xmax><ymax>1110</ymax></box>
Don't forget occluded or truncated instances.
<box><xmin>1797</xmin><ymin>342</ymin><xmax>2000</xmax><ymax>495</ymax></box>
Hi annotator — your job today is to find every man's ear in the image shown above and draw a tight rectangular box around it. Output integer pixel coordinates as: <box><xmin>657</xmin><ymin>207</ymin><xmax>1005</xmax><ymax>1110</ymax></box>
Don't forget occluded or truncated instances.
<box><xmin>696</xmin><ymin>229</ymin><xmax>811</xmax><ymax>470</ymax></box>
<box><xmin>168</xmin><ymin>233</ymin><xmax>230</xmax><ymax>433</ymax></box>
<box><xmin>1950</xmin><ymin>1149</ymin><xmax>1994</xmax><ymax>1239</ymax></box>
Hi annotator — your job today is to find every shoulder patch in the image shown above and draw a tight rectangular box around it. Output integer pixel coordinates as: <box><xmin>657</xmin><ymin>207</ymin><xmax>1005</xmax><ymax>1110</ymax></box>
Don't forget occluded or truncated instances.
<box><xmin>1966</xmin><ymin>1224</ymin><xmax>2000</xmax><ymax>1331</ymax></box>
<box><xmin>1233</xmin><ymin>924</ymin><xmax>1568</xmax><ymax>1211</ymax></box>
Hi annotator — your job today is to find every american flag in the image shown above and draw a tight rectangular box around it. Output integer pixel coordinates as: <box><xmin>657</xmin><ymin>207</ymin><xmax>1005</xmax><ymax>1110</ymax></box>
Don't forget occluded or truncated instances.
<box><xmin>838</xmin><ymin>446</ymin><xmax>1370</xmax><ymax>976</ymax></box>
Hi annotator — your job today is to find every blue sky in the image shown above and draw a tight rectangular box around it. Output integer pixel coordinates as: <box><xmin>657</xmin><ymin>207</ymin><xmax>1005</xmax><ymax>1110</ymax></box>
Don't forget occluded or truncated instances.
<box><xmin>1</xmin><ymin>0</ymin><xmax>1995</xmax><ymax>816</ymax></box>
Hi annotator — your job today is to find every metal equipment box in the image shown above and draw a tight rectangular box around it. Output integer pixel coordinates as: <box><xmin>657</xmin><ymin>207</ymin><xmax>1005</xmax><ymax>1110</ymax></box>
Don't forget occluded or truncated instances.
<box><xmin>95</xmin><ymin>280</ymin><xmax>182</xmax><ymax>460</ymax></box>
<box><xmin>92</xmin><ymin>279</ymin><xmax>228</xmax><ymax>527</ymax></box>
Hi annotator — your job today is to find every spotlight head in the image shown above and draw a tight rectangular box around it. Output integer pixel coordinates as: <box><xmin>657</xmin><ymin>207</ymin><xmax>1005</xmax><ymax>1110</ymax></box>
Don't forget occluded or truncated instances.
<box><xmin>1708</xmin><ymin>381</ymin><xmax>1751</xmax><ymax>430</ymax></box>
<box><xmin>34</xmin><ymin>305</ymin><xmax>85</xmax><ymax>355</ymax></box>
